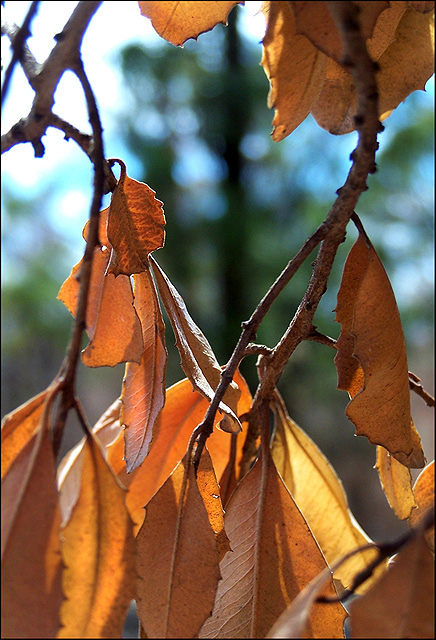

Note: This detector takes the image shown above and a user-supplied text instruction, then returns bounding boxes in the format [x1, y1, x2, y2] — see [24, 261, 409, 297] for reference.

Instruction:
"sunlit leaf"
[409, 460, 435, 551]
[271, 392, 384, 593]
[261, 1, 326, 141]
[376, 445, 416, 520]
[58, 247, 143, 367]
[151, 256, 241, 433]
[1, 387, 63, 638]
[122, 269, 167, 473]
[138, 0, 241, 46]
[334, 228, 425, 468]
[58, 433, 136, 639]
[350, 529, 435, 638]
[197, 447, 231, 563]
[136, 456, 221, 638]
[199, 447, 346, 638]
[107, 160, 165, 276]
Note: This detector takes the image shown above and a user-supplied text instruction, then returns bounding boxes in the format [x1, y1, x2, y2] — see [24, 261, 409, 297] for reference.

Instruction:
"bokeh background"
[2, 1, 434, 549]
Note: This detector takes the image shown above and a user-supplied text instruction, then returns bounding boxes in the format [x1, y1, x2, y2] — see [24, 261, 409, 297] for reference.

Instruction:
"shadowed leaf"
[138, 0, 241, 46]
[199, 448, 346, 638]
[136, 456, 221, 638]
[409, 461, 434, 551]
[334, 228, 425, 468]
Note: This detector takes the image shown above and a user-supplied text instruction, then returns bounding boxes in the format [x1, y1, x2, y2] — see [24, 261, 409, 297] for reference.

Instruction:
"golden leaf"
[334, 228, 425, 468]
[136, 456, 221, 638]
[409, 460, 435, 551]
[58, 434, 136, 639]
[376, 445, 416, 520]
[271, 392, 384, 593]
[138, 0, 241, 46]
[107, 160, 165, 276]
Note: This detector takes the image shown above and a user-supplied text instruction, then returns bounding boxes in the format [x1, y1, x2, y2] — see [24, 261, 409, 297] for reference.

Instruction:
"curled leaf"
[107, 159, 165, 276]
[376, 445, 416, 520]
[334, 228, 425, 468]
[409, 461, 435, 551]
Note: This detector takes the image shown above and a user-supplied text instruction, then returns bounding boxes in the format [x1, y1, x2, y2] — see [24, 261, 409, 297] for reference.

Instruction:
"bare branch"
[409, 372, 435, 407]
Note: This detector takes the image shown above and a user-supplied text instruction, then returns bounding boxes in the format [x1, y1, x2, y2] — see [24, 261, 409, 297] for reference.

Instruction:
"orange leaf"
[409, 461, 435, 551]
[376, 445, 416, 520]
[58, 433, 136, 639]
[350, 530, 435, 638]
[136, 456, 221, 638]
[58, 247, 144, 367]
[138, 0, 241, 46]
[151, 256, 241, 433]
[1, 387, 63, 638]
[122, 269, 167, 472]
[261, 1, 326, 141]
[1, 388, 50, 481]
[197, 447, 231, 563]
[107, 160, 165, 276]
[289, 1, 388, 65]
[334, 228, 425, 468]
[199, 448, 346, 638]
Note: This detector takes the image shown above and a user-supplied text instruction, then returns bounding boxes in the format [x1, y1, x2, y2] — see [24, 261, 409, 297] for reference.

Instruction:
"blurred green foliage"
[1, 6, 433, 540]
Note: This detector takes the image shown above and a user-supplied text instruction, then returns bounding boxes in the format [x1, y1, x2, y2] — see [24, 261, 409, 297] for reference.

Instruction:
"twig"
[1, 1, 40, 103]
[51, 56, 106, 457]
[409, 372, 435, 407]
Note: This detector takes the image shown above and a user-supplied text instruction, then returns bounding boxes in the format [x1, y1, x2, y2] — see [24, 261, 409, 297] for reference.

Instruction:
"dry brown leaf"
[376, 445, 416, 519]
[150, 256, 241, 433]
[1, 387, 63, 638]
[408, 1, 435, 12]
[409, 460, 435, 551]
[261, 1, 326, 141]
[350, 530, 435, 638]
[1, 388, 50, 481]
[199, 448, 346, 638]
[122, 269, 167, 473]
[334, 229, 425, 468]
[136, 456, 221, 638]
[107, 160, 165, 276]
[138, 0, 241, 46]
[58, 433, 136, 639]
[58, 246, 144, 367]
[289, 1, 388, 65]
[271, 392, 384, 593]
[197, 447, 231, 563]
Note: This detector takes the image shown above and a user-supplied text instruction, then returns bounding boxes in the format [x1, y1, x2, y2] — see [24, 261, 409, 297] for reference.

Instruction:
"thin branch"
[1, 1, 40, 103]
[51, 56, 106, 457]
[409, 372, 435, 407]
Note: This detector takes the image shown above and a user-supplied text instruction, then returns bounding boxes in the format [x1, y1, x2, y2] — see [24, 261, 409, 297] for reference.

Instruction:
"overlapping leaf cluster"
[1, 2, 434, 639]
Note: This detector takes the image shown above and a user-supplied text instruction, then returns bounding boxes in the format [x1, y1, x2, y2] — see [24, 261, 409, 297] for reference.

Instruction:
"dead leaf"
[199, 448, 346, 638]
[334, 228, 425, 468]
[376, 445, 416, 520]
[271, 392, 385, 593]
[138, 0, 241, 46]
[122, 269, 167, 473]
[197, 447, 231, 563]
[261, 1, 326, 141]
[107, 159, 165, 276]
[58, 247, 144, 367]
[136, 455, 221, 638]
[350, 530, 435, 638]
[289, 1, 388, 65]
[58, 433, 136, 639]
[1, 387, 63, 639]
[150, 256, 241, 433]
[1, 388, 50, 481]
[409, 460, 435, 551]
